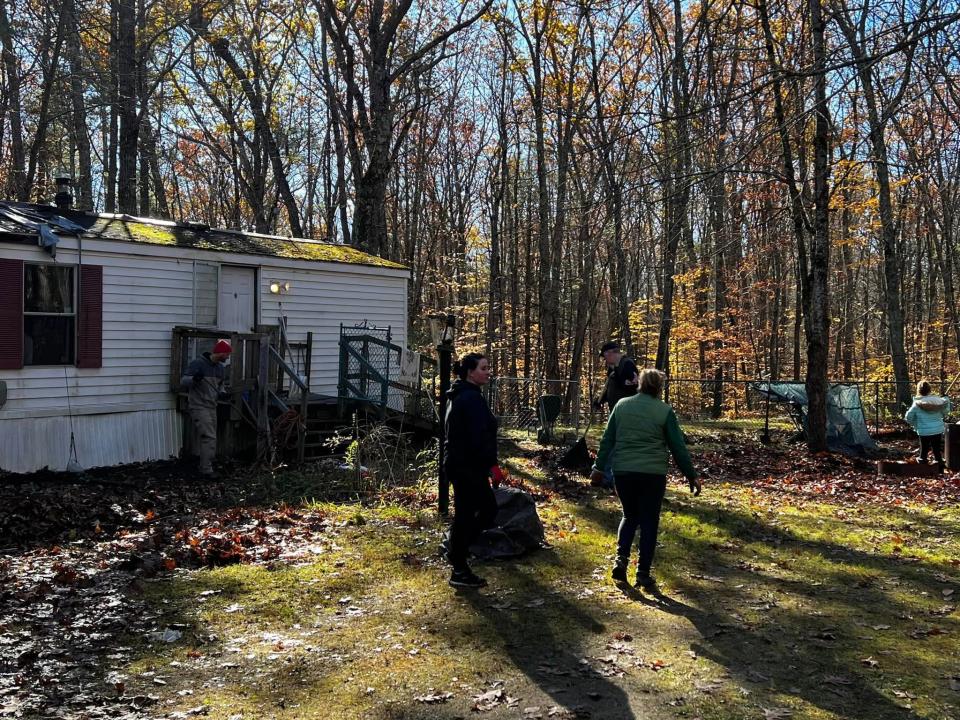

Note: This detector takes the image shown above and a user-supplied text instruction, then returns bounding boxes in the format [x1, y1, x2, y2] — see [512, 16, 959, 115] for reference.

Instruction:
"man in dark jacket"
[444, 353, 503, 588]
[595, 341, 639, 413]
[179, 339, 232, 477]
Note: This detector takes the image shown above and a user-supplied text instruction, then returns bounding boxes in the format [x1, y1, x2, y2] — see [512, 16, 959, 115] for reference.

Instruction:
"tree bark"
[832, 0, 917, 411]
[0, 0, 25, 200]
[117, 0, 138, 213]
[63, 0, 92, 209]
[805, 0, 831, 452]
[655, 0, 692, 376]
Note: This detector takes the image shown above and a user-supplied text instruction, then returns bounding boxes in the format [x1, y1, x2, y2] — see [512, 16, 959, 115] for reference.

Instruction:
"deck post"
[437, 314, 456, 516]
[257, 335, 270, 461]
[298, 332, 312, 463]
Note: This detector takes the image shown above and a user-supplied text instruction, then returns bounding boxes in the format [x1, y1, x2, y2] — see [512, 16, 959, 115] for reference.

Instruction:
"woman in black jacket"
[444, 352, 504, 588]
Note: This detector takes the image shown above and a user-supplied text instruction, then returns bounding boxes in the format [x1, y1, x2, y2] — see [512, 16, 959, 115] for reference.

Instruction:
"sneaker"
[449, 568, 487, 588]
[611, 566, 628, 583]
[636, 574, 657, 592]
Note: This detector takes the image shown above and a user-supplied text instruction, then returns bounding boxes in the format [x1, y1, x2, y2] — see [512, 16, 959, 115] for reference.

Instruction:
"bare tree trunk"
[143, 117, 168, 217]
[24, 4, 66, 200]
[116, 0, 138, 213]
[805, 0, 831, 452]
[655, 0, 691, 376]
[191, 7, 303, 236]
[0, 0, 25, 199]
[63, 0, 92, 209]
[832, 0, 917, 411]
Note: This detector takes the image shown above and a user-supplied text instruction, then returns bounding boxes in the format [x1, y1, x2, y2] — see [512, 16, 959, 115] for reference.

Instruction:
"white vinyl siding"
[193, 261, 218, 327]
[0, 246, 193, 422]
[259, 265, 407, 396]
[0, 233, 409, 472]
[0, 409, 182, 473]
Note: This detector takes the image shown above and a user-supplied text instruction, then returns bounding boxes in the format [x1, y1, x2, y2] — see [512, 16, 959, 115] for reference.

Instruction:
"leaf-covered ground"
[1, 433, 959, 719]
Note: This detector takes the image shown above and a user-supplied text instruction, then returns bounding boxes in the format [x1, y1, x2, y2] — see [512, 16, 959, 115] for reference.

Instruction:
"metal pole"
[761, 382, 771, 444]
[437, 314, 455, 516]
[874, 381, 879, 434]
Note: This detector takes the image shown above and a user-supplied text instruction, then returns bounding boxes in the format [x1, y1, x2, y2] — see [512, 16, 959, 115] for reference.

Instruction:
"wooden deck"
[171, 326, 439, 465]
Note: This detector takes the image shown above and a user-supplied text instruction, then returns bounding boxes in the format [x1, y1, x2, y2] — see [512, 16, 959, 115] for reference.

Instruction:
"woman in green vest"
[590, 368, 701, 590]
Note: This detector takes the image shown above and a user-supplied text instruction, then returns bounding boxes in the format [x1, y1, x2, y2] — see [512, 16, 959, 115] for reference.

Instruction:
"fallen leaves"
[761, 707, 793, 719]
[697, 441, 960, 509]
[472, 687, 519, 712]
[414, 690, 453, 704]
[0, 466, 338, 719]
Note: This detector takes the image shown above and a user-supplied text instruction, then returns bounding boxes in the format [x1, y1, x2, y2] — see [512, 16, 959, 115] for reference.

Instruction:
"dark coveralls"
[444, 379, 499, 570]
[180, 353, 226, 475]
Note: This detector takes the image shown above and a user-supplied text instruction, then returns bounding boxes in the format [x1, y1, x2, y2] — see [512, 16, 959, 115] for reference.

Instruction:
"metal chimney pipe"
[54, 174, 73, 212]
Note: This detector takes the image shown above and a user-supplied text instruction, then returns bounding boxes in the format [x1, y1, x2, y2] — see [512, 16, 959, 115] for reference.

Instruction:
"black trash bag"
[559, 436, 592, 470]
[441, 487, 546, 560]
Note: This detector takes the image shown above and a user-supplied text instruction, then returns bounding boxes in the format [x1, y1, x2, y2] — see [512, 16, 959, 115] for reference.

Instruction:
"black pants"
[920, 434, 944, 466]
[448, 471, 498, 570]
[614, 472, 667, 579]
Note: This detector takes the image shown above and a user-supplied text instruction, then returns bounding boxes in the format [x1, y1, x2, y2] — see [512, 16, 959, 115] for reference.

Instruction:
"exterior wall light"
[270, 281, 291, 294]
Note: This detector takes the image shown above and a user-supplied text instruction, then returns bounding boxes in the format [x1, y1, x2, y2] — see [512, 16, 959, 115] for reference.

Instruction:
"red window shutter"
[76, 264, 103, 369]
[0, 259, 23, 370]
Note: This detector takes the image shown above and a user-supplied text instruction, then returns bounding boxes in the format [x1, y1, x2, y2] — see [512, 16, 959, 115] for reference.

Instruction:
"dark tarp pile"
[752, 382, 877, 455]
[442, 487, 546, 560]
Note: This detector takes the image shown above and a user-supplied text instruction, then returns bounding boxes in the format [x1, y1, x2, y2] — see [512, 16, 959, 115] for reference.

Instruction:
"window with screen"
[23, 263, 75, 366]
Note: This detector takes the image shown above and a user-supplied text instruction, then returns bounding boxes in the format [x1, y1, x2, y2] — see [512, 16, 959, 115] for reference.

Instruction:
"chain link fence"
[487, 377, 590, 437]
[666, 379, 785, 434]
[858, 380, 950, 432]
[669, 378, 954, 435]
[485, 375, 928, 442]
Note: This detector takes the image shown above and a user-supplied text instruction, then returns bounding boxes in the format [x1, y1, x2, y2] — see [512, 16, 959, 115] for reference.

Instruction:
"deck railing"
[337, 326, 438, 426]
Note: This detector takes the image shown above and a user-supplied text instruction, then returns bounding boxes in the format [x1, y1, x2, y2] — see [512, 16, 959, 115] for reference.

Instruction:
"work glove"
[688, 476, 702, 496]
[490, 465, 507, 487]
[590, 469, 606, 487]
[193, 372, 204, 385]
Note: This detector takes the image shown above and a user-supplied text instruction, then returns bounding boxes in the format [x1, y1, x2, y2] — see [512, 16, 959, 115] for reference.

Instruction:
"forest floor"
[2, 429, 960, 719]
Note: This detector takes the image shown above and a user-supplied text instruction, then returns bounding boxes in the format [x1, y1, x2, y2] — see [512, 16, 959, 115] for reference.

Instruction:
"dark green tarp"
[752, 382, 877, 454]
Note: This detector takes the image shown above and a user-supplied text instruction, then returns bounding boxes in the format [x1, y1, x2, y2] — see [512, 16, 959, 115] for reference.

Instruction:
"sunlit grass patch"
[121, 448, 960, 719]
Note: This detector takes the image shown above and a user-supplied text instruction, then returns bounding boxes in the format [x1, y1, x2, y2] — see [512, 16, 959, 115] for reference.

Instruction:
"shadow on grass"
[626, 584, 924, 720]
[574, 493, 956, 718]
[455, 559, 639, 720]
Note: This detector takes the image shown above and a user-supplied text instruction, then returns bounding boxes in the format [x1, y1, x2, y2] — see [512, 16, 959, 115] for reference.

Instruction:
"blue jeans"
[614, 472, 667, 578]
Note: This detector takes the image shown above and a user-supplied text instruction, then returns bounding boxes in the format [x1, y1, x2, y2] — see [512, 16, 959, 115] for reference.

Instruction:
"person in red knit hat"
[179, 339, 232, 477]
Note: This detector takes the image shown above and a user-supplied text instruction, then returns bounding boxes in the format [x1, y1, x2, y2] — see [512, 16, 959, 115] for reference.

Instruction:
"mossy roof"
[0, 202, 406, 270]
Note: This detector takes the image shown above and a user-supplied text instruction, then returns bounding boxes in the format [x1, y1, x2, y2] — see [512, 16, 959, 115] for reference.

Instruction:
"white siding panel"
[259, 264, 408, 395]
[0, 409, 182, 473]
[0, 244, 193, 420]
[0, 236, 408, 470]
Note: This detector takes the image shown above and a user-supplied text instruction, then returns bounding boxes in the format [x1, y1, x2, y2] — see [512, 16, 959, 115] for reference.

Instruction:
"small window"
[23, 263, 75, 366]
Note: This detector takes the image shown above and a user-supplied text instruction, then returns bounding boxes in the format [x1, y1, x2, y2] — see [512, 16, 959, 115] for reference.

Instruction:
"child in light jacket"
[904, 380, 951, 471]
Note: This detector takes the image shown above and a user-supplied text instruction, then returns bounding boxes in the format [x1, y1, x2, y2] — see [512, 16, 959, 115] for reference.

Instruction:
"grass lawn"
[111, 436, 960, 720]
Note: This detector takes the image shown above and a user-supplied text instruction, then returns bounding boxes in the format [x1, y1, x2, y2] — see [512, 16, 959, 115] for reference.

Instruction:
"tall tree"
[317, 0, 491, 257]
